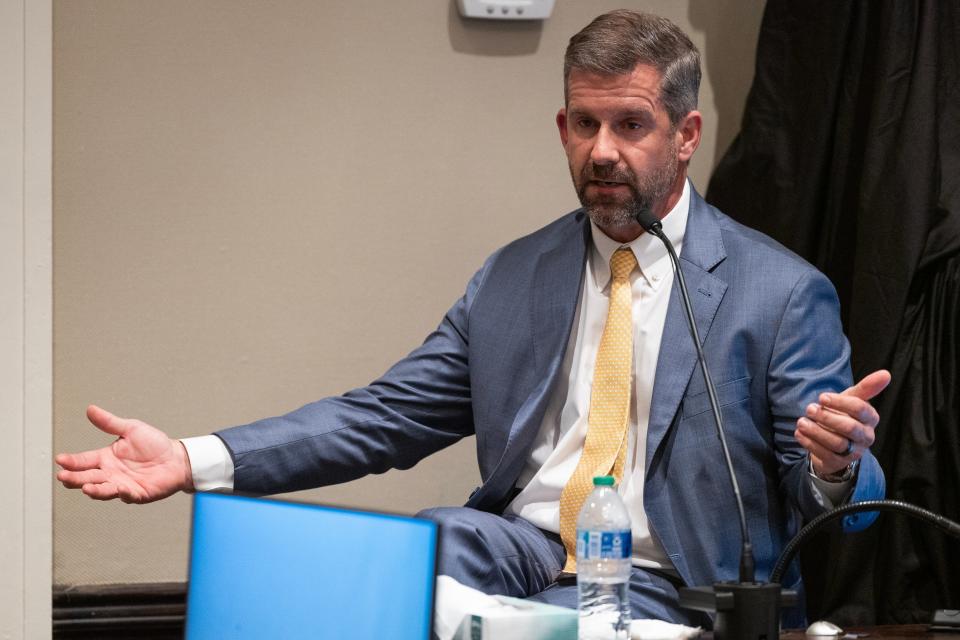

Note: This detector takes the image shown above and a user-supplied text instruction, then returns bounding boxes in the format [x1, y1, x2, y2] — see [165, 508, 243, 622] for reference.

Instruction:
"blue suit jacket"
[217, 189, 884, 591]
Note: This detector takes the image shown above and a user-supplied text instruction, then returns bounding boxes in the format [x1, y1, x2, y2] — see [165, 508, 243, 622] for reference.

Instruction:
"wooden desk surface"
[780, 625, 956, 639]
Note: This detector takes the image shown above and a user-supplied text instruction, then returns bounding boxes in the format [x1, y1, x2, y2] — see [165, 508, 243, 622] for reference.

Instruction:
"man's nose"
[590, 125, 620, 165]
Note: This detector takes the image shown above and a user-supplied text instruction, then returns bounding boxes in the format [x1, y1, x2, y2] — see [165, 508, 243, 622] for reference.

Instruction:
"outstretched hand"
[55, 405, 193, 503]
[795, 369, 891, 478]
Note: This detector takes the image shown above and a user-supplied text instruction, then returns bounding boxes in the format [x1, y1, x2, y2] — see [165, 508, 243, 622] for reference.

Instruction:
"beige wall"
[53, 0, 765, 585]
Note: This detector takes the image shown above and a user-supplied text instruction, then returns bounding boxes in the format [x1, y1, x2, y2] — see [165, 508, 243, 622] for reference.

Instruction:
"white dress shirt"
[504, 182, 690, 572]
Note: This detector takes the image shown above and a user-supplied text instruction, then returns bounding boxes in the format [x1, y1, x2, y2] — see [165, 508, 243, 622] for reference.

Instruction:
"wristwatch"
[817, 459, 859, 483]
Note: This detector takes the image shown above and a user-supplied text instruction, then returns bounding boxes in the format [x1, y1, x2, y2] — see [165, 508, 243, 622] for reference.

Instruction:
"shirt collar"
[589, 179, 690, 291]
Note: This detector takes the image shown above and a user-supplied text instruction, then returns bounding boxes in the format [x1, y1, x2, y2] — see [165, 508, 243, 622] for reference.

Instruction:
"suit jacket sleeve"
[766, 268, 885, 532]
[214, 251, 501, 495]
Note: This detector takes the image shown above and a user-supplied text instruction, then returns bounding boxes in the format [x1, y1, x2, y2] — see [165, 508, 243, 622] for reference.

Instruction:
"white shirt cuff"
[181, 435, 235, 493]
[807, 459, 855, 508]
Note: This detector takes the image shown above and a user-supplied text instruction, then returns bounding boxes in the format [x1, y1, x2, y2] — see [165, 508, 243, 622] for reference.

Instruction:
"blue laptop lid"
[185, 492, 438, 640]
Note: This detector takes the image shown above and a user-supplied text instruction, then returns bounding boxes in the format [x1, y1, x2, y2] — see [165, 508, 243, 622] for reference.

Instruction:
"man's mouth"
[589, 180, 627, 188]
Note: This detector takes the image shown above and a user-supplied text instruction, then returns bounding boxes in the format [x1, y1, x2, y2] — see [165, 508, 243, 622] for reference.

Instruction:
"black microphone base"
[680, 582, 797, 640]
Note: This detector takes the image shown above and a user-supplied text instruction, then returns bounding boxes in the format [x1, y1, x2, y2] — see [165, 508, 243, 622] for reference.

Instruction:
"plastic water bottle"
[576, 475, 632, 640]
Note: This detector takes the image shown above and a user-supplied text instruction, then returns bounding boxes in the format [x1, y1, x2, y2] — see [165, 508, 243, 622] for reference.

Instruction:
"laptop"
[185, 492, 438, 640]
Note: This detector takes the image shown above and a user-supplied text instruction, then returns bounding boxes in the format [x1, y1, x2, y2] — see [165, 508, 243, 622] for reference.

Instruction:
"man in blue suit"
[57, 10, 888, 624]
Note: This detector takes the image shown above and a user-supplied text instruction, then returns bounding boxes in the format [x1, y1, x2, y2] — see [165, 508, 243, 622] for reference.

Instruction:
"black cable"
[770, 499, 960, 584]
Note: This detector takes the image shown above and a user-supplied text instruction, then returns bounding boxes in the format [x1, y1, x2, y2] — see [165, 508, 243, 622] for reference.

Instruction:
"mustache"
[580, 163, 636, 184]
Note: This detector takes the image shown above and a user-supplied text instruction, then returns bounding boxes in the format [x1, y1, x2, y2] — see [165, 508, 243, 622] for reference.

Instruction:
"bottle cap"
[593, 475, 615, 486]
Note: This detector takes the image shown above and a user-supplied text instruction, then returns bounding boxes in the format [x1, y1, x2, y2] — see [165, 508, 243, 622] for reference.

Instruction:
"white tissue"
[433, 575, 700, 640]
[433, 575, 578, 640]
[434, 575, 503, 640]
[630, 619, 702, 639]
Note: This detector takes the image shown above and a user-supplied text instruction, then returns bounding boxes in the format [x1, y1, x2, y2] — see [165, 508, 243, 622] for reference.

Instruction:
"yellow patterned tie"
[559, 247, 637, 573]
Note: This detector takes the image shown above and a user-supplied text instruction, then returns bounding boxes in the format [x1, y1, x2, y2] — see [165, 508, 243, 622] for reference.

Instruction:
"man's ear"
[675, 110, 702, 162]
[556, 108, 569, 146]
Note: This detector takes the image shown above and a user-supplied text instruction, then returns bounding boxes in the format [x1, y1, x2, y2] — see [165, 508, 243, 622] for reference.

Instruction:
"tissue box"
[453, 596, 577, 640]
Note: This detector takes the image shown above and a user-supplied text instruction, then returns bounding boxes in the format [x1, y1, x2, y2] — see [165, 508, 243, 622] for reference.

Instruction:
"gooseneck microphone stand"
[633, 208, 795, 640]
[769, 499, 960, 585]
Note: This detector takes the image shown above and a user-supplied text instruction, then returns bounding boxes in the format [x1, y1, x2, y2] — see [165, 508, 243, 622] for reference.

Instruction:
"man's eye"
[576, 119, 596, 129]
[624, 121, 643, 130]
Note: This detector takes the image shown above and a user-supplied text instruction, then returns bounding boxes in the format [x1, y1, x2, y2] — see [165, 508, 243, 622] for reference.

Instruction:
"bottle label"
[576, 529, 632, 560]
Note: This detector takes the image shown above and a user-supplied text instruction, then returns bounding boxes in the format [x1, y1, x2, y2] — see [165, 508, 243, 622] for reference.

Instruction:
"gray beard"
[575, 153, 678, 230]
[583, 198, 646, 230]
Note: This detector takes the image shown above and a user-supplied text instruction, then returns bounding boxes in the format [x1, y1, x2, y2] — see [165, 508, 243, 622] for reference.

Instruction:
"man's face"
[557, 64, 700, 241]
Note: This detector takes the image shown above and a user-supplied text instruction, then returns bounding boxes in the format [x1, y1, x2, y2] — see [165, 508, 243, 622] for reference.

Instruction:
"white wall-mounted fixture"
[457, 0, 555, 20]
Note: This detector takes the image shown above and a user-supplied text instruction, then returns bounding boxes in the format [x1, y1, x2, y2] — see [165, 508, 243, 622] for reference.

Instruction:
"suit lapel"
[646, 192, 728, 469]
[529, 218, 591, 376]
[476, 214, 590, 505]
[505, 213, 589, 454]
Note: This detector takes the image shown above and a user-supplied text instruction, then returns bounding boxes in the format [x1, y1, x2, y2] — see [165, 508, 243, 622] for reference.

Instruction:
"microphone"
[632, 207, 662, 235]
[635, 207, 790, 640]
[635, 207, 755, 580]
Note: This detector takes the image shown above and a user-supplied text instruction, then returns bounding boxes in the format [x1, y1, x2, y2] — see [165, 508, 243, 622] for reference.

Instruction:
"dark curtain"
[705, 0, 960, 625]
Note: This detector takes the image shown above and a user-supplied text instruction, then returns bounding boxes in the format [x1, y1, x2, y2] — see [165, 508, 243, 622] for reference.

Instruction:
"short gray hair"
[564, 10, 701, 126]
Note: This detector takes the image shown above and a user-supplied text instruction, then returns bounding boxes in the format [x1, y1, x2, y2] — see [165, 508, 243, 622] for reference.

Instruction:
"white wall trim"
[1, 0, 53, 637]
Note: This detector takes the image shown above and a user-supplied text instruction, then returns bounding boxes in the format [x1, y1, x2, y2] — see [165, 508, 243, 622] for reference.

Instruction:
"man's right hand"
[55, 405, 194, 503]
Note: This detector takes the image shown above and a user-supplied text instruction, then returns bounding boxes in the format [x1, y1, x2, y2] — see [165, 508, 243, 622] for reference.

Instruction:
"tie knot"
[610, 248, 637, 281]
